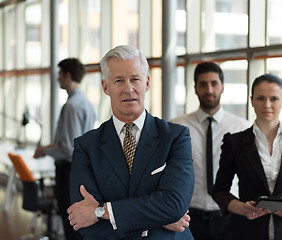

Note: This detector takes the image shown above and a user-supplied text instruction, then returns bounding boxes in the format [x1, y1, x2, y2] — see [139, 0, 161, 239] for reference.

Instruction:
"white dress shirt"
[171, 106, 249, 211]
[113, 110, 146, 147]
[107, 110, 146, 230]
[253, 121, 282, 240]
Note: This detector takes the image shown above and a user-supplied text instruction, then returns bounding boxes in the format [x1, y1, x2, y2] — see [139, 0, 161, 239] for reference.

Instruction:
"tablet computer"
[255, 196, 282, 213]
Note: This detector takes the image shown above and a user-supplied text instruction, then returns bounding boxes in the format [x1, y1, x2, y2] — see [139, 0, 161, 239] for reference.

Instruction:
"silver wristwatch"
[94, 202, 105, 221]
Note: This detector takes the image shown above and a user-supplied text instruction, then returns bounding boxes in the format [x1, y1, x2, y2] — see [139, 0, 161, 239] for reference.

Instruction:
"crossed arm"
[67, 185, 191, 232]
[68, 124, 194, 236]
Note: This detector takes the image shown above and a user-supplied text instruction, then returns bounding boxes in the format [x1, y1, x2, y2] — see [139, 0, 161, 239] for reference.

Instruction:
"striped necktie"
[123, 123, 137, 174]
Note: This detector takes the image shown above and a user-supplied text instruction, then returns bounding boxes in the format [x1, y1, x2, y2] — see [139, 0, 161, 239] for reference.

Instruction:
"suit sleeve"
[111, 126, 195, 232]
[212, 132, 238, 215]
[70, 124, 194, 237]
[70, 135, 117, 237]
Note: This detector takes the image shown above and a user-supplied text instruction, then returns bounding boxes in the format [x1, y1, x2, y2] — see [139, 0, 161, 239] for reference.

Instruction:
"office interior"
[0, 0, 282, 238]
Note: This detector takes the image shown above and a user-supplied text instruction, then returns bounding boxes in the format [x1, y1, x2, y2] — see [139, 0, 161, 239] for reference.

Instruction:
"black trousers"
[55, 161, 83, 240]
[189, 208, 230, 240]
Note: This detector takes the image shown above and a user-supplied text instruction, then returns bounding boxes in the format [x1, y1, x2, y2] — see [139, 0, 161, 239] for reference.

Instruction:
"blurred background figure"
[34, 58, 95, 240]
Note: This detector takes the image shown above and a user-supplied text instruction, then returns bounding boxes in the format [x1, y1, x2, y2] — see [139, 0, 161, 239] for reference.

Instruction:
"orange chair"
[8, 153, 35, 182]
[8, 152, 55, 239]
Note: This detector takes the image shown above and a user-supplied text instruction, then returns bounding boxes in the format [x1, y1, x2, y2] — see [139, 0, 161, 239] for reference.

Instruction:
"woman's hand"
[227, 199, 271, 220]
[274, 210, 282, 217]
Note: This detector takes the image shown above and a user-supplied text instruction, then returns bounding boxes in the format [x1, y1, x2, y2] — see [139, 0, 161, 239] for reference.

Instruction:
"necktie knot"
[125, 122, 134, 132]
[207, 117, 213, 124]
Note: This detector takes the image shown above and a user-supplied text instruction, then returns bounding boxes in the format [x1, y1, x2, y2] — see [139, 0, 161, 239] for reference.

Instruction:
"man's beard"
[199, 95, 221, 110]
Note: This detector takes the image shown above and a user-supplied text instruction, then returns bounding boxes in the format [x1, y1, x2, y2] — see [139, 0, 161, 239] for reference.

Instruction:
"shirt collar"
[253, 120, 282, 137]
[195, 106, 224, 123]
[113, 110, 146, 135]
[68, 87, 80, 98]
[253, 121, 260, 134]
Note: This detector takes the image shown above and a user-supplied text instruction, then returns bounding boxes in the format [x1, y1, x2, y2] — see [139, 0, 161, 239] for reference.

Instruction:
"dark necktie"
[206, 117, 213, 195]
[123, 123, 137, 174]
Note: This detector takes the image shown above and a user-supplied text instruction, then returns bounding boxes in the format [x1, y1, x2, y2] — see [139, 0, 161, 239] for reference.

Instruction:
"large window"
[267, 0, 282, 45]
[220, 60, 248, 118]
[80, 0, 101, 63]
[267, 57, 282, 78]
[202, 0, 248, 52]
[176, 0, 187, 55]
[1, 0, 282, 145]
[112, 0, 139, 48]
[25, 75, 42, 143]
[59, 0, 69, 60]
[26, 3, 41, 67]
[4, 5, 16, 71]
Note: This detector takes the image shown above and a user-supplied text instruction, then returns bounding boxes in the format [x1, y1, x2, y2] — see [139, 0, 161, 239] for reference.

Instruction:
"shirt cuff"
[107, 202, 117, 230]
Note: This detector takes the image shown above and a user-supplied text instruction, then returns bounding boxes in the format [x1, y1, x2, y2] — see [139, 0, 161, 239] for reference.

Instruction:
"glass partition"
[4, 5, 16, 70]
[1, 0, 282, 145]
[267, 57, 282, 78]
[176, 0, 187, 55]
[25, 3, 41, 68]
[202, 0, 248, 52]
[112, 0, 139, 47]
[175, 66, 186, 116]
[267, 0, 282, 45]
[81, 72, 103, 126]
[152, 0, 162, 58]
[150, 67, 162, 118]
[59, 0, 69, 59]
[220, 60, 248, 118]
[25, 75, 42, 143]
[80, 0, 101, 63]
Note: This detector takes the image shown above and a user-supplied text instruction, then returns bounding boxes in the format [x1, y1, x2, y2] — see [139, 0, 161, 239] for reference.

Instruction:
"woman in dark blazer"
[212, 73, 282, 240]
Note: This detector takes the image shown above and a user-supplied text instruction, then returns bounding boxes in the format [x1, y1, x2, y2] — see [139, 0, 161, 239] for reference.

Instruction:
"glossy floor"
[0, 183, 63, 240]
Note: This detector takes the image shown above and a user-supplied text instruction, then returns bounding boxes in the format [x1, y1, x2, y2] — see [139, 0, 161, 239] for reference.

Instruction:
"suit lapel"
[100, 118, 130, 188]
[242, 128, 270, 193]
[273, 156, 282, 196]
[129, 113, 159, 197]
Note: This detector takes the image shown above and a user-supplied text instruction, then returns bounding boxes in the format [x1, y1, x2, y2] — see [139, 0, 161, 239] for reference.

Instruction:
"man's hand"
[163, 210, 190, 232]
[33, 144, 53, 158]
[33, 146, 46, 158]
[67, 185, 99, 231]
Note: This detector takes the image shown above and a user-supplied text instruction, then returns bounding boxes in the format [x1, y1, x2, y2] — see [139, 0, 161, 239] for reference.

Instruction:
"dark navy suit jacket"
[70, 112, 195, 240]
[212, 127, 282, 240]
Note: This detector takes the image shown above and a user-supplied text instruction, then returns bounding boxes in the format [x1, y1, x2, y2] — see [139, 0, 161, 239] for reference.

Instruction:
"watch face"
[95, 207, 105, 217]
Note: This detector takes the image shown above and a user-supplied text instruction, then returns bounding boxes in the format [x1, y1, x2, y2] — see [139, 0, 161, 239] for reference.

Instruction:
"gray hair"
[100, 45, 149, 80]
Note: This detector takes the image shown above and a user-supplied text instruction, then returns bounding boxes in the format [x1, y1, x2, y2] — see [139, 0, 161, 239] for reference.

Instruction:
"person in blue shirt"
[34, 58, 95, 240]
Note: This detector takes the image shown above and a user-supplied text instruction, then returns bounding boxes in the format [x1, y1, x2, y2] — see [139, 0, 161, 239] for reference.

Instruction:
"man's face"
[194, 72, 224, 111]
[58, 70, 69, 90]
[101, 57, 150, 122]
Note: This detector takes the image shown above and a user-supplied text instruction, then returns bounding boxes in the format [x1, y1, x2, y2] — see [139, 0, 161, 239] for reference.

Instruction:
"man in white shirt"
[171, 62, 249, 240]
